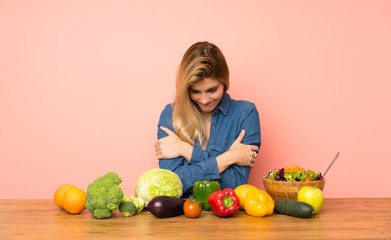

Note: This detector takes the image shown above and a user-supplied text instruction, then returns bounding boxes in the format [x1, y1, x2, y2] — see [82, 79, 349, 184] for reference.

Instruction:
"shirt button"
[208, 140, 211, 143]
[211, 126, 215, 129]
[225, 148, 228, 151]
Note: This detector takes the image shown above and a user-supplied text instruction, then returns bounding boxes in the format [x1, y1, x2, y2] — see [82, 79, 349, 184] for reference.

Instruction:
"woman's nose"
[199, 94, 210, 104]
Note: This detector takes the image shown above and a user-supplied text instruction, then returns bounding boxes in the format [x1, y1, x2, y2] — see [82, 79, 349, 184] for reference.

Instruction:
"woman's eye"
[190, 89, 200, 94]
[207, 88, 217, 93]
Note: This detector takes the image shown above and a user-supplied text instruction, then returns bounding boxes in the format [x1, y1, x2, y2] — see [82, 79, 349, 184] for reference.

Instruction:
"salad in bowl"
[266, 164, 324, 182]
[263, 164, 325, 201]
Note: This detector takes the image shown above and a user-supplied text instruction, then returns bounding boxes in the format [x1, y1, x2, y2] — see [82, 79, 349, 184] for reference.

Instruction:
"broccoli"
[85, 172, 124, 219]
[119, 199, 136, 217]
[119, 195, 145, 217]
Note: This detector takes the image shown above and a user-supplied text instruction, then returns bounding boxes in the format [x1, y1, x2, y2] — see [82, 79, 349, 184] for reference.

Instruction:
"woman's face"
[189, 78, 225, 114]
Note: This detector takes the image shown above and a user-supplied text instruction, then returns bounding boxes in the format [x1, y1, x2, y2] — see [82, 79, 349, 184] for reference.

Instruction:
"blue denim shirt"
[157, 92, 261, 196]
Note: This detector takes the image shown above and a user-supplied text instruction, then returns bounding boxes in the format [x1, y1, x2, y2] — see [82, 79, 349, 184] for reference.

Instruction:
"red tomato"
[304, 177, 313, 182]
[183, 199, 202, 218]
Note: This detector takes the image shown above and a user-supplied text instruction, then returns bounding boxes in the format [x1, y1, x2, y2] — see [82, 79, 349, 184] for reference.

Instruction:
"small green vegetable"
[85, 172, 124, 219]
[119, 200, 136, 217]
[274, 200, 314, 218]
[193, 181, 221, 210]
[119, 195, 145, 216]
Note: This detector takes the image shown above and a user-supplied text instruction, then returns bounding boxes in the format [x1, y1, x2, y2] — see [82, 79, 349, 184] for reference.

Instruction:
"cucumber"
[274, 200, 314, 218]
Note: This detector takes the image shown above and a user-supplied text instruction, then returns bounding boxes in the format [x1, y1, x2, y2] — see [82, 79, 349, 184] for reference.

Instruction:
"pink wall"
[1, 1, 390, 199]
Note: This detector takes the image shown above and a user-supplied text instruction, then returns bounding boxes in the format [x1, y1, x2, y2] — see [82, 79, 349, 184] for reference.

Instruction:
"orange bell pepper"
[244, 188, 274, 217]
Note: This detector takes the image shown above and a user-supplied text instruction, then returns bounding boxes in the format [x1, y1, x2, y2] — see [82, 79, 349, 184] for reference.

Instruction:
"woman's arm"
[216, 129, 259, 173]
[157, 128, 258, 193]
[156, 102, 261, 193]
[217, 102, 261, 189]
[157, 127, 221, 193]
[156, 126, 258, 172]
[155, 126, 193, 161]
[156, 104, 221, 193]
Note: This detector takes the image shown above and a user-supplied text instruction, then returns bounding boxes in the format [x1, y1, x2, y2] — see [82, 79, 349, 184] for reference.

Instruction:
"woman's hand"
[155, 126, 193, 161]
[229, 130, 259, 168]
[216, 130, 259, 173]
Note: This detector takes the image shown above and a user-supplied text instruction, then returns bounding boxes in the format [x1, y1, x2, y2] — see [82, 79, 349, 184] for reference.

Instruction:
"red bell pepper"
[207, 188, 240, 217]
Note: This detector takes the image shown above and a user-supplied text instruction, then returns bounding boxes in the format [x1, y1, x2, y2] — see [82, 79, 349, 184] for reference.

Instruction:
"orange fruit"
[234, 184, 258, 210]
[54, 184, 76, 209]
[63, 187, 86, 214]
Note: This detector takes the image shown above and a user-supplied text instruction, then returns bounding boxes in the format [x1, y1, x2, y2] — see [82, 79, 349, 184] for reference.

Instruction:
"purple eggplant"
[148, 196, 185, 218]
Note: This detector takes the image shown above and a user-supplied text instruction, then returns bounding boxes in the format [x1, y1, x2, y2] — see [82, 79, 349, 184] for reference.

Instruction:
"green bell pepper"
[193, 181, 221, 210]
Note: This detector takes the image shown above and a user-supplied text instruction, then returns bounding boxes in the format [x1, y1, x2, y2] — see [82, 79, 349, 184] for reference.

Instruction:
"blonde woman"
[155, 41, 261, 196]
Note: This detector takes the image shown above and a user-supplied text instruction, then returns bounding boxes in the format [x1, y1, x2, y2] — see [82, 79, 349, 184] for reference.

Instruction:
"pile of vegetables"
[85, 172, 144, 219]
[64, 166, 324, 220]
[84, 169, 183, 219]
[266, 164, 323, 182]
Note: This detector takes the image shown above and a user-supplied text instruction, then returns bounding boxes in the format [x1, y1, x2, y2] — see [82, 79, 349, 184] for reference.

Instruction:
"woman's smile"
[189, 78, 225, 113]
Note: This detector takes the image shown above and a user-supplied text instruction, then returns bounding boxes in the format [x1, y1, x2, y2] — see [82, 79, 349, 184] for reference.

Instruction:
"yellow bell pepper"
[244, 188, 274, 217]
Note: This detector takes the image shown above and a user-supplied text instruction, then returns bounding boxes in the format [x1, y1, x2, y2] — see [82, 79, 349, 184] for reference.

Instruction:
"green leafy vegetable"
[267, 168, 323, 182]
[119, 199, 136, 217]
[119, 195, 144, 216]
[135, 169, 183, 206]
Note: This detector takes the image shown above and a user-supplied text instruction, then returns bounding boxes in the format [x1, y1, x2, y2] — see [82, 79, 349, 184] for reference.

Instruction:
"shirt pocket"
[210, 141, 234, 156]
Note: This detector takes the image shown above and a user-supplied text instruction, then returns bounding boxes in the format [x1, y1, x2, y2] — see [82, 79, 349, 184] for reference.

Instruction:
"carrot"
[284, 165, 307, 173]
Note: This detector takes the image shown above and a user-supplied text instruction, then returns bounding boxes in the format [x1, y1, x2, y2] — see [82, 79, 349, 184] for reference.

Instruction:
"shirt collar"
[216, 92, 231, 115]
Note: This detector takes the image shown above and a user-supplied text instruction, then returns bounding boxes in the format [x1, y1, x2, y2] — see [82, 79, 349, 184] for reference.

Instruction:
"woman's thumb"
[233, 130, 245, 144]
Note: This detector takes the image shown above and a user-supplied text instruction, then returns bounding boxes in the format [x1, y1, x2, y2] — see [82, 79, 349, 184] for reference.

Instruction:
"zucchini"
[274, 200, 314, 218]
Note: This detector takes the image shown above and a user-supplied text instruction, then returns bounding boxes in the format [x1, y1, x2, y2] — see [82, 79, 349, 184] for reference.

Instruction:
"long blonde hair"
[172, 41, 229, 145]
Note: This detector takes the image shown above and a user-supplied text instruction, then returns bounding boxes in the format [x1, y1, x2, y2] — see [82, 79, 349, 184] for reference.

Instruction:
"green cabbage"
[135, 169, 183, 206]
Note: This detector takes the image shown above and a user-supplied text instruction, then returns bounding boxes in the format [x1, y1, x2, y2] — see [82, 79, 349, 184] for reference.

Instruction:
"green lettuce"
[135, 169, 183, 207]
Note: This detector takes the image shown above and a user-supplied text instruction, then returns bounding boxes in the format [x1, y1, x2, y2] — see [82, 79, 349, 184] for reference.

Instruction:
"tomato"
[304, 177, 313, 182]
[183, 199, 202, 218]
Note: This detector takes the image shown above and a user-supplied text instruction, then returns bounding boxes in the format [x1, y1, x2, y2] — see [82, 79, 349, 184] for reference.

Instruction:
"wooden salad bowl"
[263, 177, 326, 201]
